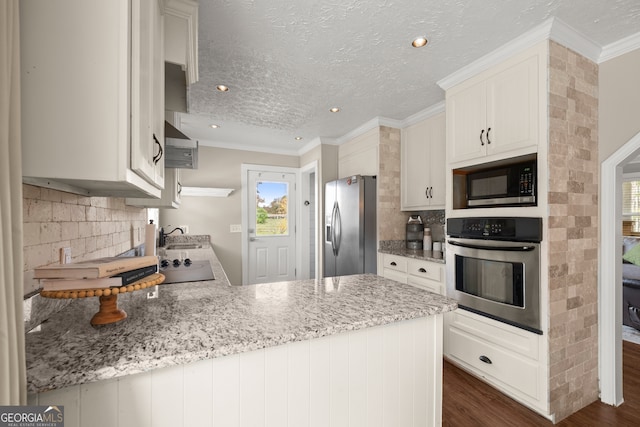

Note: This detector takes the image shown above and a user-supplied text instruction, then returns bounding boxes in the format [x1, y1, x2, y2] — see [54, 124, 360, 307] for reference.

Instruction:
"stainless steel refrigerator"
[324, 175, 377, 277]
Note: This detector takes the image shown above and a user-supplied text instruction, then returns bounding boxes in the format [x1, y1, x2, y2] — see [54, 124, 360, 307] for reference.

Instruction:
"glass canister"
[406, 215, 424, 249]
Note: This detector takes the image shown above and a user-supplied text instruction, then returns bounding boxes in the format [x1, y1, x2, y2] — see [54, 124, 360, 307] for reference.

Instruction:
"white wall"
[599, 48, 640, 162]
[161, 146, 298, 285]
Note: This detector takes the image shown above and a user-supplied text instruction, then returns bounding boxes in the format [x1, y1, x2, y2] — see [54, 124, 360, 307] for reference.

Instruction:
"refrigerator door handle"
[330, 201, 338, 256]
[334, 203, 342, 255]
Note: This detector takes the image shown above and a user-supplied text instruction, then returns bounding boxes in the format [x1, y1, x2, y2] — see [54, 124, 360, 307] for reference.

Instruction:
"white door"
[247, 170, 297, 284]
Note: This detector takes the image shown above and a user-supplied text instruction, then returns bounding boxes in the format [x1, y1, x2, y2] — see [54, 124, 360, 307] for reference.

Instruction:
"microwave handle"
[447, 240, 536, 252]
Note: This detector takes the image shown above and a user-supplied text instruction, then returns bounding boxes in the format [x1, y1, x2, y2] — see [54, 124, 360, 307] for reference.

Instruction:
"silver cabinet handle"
[249, 237, 259, 242]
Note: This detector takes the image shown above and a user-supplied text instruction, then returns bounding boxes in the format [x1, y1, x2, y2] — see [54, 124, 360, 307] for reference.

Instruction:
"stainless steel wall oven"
[447, 217, 543, 334]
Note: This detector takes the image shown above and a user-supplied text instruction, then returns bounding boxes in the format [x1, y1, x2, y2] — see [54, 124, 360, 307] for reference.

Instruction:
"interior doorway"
[600, 130, 640, 405]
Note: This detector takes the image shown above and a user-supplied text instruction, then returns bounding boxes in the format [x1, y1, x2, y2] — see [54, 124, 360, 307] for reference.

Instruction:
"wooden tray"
[40, 273, 165, 325]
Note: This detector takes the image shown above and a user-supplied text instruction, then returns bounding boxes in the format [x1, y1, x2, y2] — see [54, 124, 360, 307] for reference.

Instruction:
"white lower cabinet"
[444, 308, 549, 416]
[379, 253, 445, 295]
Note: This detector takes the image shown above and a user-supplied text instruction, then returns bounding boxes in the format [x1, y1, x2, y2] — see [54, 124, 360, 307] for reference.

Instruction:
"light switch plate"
[230, 224, 242, 233]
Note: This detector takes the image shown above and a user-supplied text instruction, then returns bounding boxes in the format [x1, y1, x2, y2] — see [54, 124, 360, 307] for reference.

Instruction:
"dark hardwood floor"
[443, 340, 640, 426]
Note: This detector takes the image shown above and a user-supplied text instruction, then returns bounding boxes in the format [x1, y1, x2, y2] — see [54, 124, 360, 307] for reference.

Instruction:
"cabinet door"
[401, 120, 430, 210]
[126, 167, 181, 208]
[152, 0, 166, 187]
[427, 113, 446, 208]
[131, 0, 165, 189]
[486, 54, 539, 157]
[446, 81, 487, 164]
[401, 112, 446, 210]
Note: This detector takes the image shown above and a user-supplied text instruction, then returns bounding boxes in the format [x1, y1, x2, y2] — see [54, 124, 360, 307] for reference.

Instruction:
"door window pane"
[256, 181, 289, 236]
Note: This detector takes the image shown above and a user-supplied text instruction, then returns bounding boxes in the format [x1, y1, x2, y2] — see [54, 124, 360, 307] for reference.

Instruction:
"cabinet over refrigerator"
[324, 175, 377, 277]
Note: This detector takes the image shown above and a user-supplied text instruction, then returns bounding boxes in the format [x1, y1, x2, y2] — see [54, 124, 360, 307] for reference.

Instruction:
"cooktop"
[159, 258, 214, 284]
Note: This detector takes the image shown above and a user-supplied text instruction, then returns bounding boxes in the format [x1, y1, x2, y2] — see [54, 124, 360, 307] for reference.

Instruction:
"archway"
[600, 130, 640, 405]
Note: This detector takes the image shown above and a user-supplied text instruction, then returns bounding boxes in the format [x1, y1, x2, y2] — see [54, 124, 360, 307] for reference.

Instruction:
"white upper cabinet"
[401, 112, 446, 210]
[126, 167, 181, 208]
[20, 0, 165, 198]
[164, 0, 199, 84]
[446, 43, 545, 166]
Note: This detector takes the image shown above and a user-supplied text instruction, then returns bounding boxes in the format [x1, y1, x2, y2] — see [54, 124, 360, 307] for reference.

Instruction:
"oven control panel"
[447, 217, 542, 242]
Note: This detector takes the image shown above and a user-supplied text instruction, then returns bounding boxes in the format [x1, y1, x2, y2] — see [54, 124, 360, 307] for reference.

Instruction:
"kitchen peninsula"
[25, 240, 457, 427]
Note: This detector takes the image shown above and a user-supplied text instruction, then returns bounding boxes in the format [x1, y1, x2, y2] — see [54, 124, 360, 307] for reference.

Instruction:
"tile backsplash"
[22, 184, 148, 296]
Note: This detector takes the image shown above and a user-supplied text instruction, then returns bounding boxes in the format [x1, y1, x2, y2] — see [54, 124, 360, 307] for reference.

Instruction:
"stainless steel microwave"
[465, 159, 536, 208]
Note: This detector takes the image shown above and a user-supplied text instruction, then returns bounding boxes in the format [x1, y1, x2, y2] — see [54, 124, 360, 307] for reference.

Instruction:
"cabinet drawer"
[447, 309, 539, 360]
[447, 326, 540, 400]
[407, 258, 442, 282]
[407, 276, 443, 295]
[381, 254, 407, 273]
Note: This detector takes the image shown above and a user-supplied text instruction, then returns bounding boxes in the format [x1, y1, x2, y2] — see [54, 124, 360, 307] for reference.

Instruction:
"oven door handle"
[447, 240, 536, 252]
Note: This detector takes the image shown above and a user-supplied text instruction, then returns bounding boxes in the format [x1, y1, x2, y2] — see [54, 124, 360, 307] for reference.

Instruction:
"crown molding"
[401, 101, 445, 127]
[437, 16, 602, 91]
[297, 137, 325, 156]
[333, 117, 391, 145]
[197, 139, 301, 156]
[599, 31, 640, 63]
[548, 17, 601, 62]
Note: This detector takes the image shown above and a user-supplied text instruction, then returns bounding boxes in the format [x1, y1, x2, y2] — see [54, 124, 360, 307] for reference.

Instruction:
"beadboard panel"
[30, 315, 444, 427]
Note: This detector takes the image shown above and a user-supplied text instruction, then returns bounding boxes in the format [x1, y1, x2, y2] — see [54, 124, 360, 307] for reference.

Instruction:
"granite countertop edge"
[26, 237, 457, 394]
[378, 246, 446, 264]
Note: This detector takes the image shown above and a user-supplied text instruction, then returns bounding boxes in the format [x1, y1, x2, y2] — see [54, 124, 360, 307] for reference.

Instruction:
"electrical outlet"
[177, 225, 189, 234]
[230, 224, 242, 233]
[146, 285, 159, 299]
[60, 247, 72, 264]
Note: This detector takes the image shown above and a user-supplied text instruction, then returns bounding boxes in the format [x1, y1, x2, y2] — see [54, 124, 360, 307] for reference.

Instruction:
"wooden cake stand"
[40, 273, 165, 326]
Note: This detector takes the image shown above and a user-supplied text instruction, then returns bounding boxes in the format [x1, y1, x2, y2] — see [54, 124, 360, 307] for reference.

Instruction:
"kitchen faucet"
[158, 226, 184, 247]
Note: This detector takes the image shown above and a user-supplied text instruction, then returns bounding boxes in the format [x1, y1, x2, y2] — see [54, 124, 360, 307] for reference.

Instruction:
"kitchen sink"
[164, 242, 206, 250]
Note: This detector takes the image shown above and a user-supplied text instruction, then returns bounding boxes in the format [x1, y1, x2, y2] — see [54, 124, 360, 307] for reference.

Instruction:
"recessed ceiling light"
[412, 36, 428, 48]
[295, 136, 303, 141]
[210, 124, 220, 129]
[216, 85, 229, 92]
[329, 107, 340, 113]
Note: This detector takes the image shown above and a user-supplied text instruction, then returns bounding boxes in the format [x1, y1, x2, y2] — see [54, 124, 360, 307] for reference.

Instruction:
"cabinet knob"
[486, 127, 492, 145]
[479, 129, 485, 146]
[479, 355, 492, 364]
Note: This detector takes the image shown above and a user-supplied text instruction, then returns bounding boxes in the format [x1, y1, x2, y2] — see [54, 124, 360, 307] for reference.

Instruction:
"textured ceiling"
[180, 0, 640, 154]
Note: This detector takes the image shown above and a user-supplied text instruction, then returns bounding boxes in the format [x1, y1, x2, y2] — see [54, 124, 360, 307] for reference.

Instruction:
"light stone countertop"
[25, 242, 457, 394]
[378, 246, 446, 264]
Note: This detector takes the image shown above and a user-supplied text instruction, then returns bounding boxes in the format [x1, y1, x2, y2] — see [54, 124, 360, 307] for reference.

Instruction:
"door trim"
[300, 161, 319, 280]
[241, 164, 301, 285]
[600, 130, 640, 406]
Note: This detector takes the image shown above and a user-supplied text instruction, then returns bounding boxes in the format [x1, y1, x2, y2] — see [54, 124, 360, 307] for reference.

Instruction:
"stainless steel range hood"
[165, 121, 198, 169]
